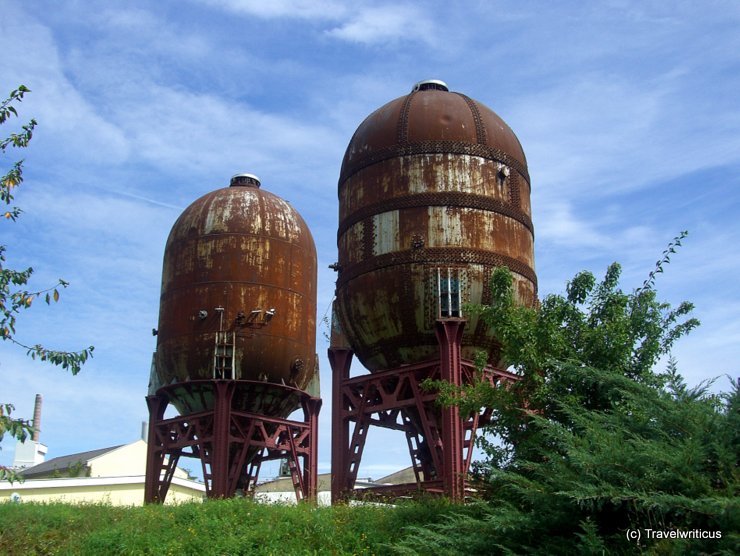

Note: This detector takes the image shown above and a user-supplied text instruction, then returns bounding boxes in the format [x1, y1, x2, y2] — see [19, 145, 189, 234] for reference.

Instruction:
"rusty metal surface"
[155, 179, 318, 414]
[335, 85, 537, 371]
[340, 90, 529, 185]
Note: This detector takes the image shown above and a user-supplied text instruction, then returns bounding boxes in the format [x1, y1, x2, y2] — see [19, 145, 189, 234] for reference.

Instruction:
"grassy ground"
[0, 498, 454, 555]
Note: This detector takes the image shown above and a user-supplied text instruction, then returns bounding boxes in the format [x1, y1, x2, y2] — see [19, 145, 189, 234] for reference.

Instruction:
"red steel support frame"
[330, 318, 518, 503]
[330, 347, 354, 503]
[145, 379, 321, 504]
[436, 318, 466, 501]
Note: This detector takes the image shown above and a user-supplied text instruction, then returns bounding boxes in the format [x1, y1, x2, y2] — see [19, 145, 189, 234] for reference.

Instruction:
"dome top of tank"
[411, 79, 450, 92]
[340, 79, 528, 184]
[230, 173, 261, 188]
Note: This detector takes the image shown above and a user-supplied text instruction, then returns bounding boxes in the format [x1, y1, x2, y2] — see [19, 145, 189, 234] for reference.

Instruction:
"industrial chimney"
[32, 394, 42, 442]
[12, 394, 48, 469]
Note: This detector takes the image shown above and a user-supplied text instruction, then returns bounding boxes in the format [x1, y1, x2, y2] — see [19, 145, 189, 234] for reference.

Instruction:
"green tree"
[1, 86, 94, 481]
[399, 243, 738, 554]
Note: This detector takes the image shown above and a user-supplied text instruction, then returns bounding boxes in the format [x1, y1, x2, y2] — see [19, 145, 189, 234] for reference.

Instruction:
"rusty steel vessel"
[152, 173, 318, 416]
[334, 79, 537, 371]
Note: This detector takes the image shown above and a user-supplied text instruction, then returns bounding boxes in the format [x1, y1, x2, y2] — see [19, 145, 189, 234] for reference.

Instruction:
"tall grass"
[0, 498, 454, 555]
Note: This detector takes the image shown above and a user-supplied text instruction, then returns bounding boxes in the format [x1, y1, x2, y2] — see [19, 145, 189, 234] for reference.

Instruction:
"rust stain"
[156, 179, 317, 414]
[335, 85, 536, 371]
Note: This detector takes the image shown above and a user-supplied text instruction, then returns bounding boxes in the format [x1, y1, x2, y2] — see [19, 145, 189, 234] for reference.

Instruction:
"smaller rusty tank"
[152, 174, 318, 416]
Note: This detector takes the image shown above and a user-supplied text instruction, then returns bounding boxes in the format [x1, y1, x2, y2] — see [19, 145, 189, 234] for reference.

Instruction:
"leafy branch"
[0, 403, 33, 481]
[1, 85, 94, 481]
[0, 246, 93, 374]
[1, 85, 36, 221]
[640, 230, 689, 292]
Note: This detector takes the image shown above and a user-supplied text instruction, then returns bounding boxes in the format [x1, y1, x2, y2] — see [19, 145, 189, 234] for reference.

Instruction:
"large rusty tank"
[153, 174, 318, 415]
[334, 80, 537, 371]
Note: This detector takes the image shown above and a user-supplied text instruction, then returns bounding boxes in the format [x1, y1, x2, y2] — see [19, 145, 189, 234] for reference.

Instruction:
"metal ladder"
[214, 331, 236, 379]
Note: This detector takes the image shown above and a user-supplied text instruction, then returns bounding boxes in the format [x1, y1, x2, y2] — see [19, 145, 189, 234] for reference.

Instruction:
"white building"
[1, 440, 205, 505]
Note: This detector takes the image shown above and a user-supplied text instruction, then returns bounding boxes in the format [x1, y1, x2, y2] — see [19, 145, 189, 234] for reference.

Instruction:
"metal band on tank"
[362, 217, 374, 261]
[339, 141, 531, 186]
[337, 192, 534, 239]
[398, 90, 487, 146]
[454, 93, 487, 145]
[397, 91, 416, 145]
[337, 247, 537, 289]
[510, 172, 521, 208]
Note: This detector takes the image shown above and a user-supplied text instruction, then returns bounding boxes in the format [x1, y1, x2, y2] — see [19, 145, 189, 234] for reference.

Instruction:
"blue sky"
[2, 0, 739, 480]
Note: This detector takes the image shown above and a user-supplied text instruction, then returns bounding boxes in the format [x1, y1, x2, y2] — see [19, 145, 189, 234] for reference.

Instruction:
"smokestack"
[32, 394, 42, 442]
[12, 394, 48, 469]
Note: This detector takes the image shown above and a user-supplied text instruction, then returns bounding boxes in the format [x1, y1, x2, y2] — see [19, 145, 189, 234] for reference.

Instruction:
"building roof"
[254, 466, 417, 493]
[375, 466, 416, 485]
[255, 472, 333, 493]
[19, 445, 123, 478]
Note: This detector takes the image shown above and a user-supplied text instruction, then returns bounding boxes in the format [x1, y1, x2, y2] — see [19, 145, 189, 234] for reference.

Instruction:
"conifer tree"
[403, 243, 739, 554]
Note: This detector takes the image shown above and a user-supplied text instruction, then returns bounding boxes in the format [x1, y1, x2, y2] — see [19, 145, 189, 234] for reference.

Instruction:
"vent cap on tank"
[412, 79, 449, 92]
[230, 173, 261, 188]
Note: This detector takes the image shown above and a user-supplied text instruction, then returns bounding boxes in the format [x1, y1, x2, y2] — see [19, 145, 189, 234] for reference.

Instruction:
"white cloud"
[199, 0, 436, 46]
[198, 0, 347, 20]
[325, 4, 435, 45]
[105, 83, 344, 186]
[535, 201, 607, 248]
[91, 7, 213, 61]
[0, 6, 130, 166]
